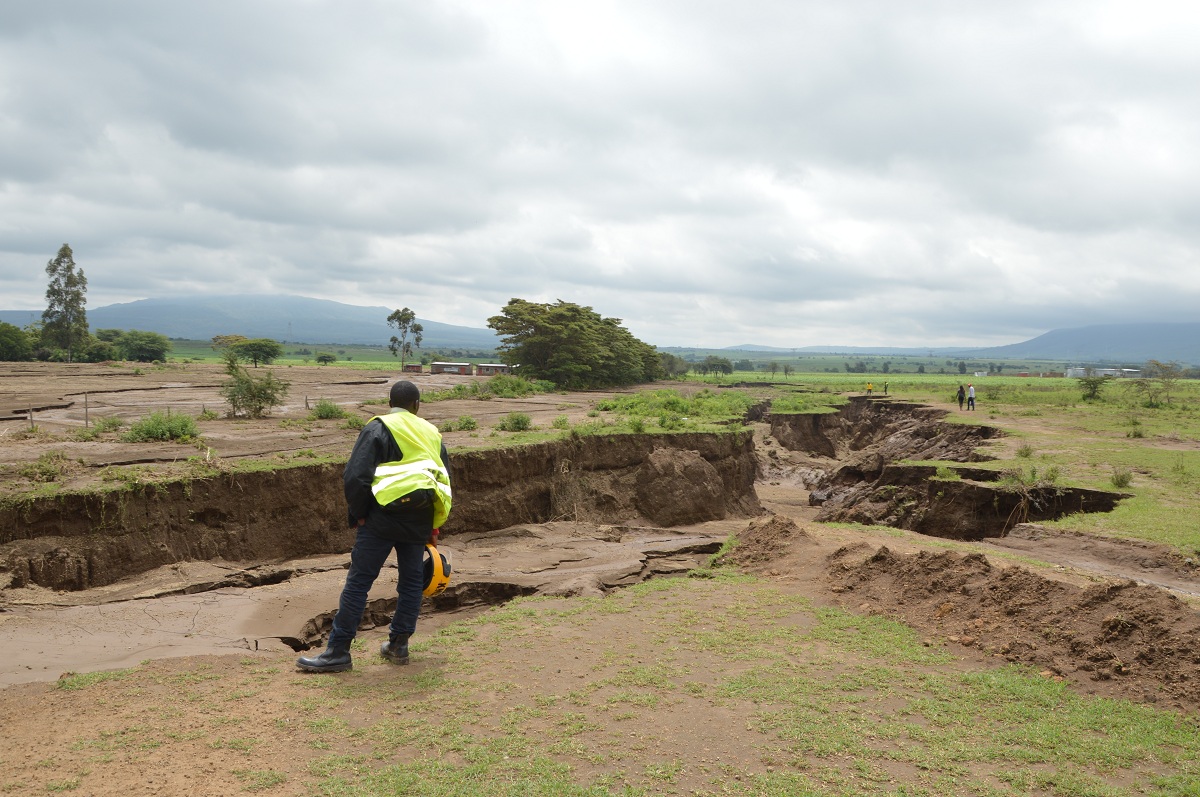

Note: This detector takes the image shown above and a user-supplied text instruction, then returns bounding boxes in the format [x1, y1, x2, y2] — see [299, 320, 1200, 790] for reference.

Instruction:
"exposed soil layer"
[826, 543, 1200, 711]
[1, 432, 759, 591]
[814, 463, 1126, 539]
[771, 397, 1128, 538]
[2, 365, 1199, 725]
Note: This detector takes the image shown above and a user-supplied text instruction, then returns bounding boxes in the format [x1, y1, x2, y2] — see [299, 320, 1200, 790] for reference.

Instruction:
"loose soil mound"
[722, 512, 811, 569]
[829, 545, 1200, 712]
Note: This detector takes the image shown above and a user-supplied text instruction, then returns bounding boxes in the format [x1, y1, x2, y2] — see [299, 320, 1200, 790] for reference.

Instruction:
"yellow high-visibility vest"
[369, 410, 452, 528]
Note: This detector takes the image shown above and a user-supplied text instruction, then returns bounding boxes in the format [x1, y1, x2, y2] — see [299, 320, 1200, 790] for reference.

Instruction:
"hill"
[723, 323, 1200, 365]
[1, 296, 499, 350]
[953, 323, 1200, 364]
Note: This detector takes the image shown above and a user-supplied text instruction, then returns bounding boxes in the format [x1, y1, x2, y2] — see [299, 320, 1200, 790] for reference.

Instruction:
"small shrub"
[19, 451, 71, 482]
[440, 416, 479, 433]
[933, 465, 960, 481]
[197, 407, 220, 421]
[309, 399, 347, 420]
[628, 417, 645, 433]
[343, 416, 366, 431]
[94, 416, 126, 432]
[122, 412, 200, 443]
[1111, 467, 1133, 489]
[486, 374, 552, 399]
[1016, 444, 1035, 458]
[220, 366, 289, 418]
[552, 415, 570, 430]
[658, 413, 686, 430]
[495, 412, 532, 432]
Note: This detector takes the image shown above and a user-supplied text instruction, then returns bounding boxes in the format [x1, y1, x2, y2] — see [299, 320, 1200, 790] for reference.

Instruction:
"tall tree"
[488, 298, 659, 389]
[229, 338, 283, 367]
[42, 243, 88, 362]
[387, 307, 424, 368]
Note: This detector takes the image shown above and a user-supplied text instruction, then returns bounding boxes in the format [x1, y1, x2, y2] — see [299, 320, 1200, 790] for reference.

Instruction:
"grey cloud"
[2, 1, 1199, 348]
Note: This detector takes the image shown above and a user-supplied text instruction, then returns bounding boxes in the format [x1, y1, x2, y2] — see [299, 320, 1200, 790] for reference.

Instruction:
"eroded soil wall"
[770, 397, 1000, 463]
[0, 431, 760, 591]
[769, 398, 1125, 539]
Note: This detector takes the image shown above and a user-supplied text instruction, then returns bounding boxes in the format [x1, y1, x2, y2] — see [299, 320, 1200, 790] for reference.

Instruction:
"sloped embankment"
[0, 431, 759, 592]
[829, 545, 1200, 710]
[771, 397, 1125, 539]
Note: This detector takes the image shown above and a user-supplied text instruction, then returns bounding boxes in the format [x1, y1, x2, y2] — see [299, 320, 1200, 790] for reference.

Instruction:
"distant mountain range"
[2, 296, 1196, 364]
[1, 295, 500, 351]
[726, 323, 1200, 364]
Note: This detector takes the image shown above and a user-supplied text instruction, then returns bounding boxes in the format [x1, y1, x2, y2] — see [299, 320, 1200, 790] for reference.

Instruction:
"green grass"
[55, 668, 137, 691]
[303, 577, 1200, 796]
[14, 566, 1200, 796]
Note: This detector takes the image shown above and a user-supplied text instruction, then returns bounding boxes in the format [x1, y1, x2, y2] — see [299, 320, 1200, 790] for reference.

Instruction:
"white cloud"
[2, 0, 1198, 348]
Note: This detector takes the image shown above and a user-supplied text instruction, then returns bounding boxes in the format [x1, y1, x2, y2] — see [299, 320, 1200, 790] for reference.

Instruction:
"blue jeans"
[328, 528, 426, 648]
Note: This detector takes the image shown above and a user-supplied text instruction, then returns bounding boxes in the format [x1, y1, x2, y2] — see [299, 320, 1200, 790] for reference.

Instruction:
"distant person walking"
[956, 384, 966, 410]
[967, 383, 976, 411]
[883, 382, 889, 396]
[866, 382, 873, 395]
[297, 380, 452, 674]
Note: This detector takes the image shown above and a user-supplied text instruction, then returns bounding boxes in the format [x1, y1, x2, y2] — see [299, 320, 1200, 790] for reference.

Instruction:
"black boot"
[380, 635, 410, 665]
[296, 642, 352, 673]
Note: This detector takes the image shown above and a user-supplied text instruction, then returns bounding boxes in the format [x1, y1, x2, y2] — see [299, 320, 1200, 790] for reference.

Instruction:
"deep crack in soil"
[2, 369, 1199, 720]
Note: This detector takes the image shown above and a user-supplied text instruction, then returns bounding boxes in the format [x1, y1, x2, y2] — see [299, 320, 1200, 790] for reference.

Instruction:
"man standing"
[967, 383, 976, 411]
[297, 380, 451, 673]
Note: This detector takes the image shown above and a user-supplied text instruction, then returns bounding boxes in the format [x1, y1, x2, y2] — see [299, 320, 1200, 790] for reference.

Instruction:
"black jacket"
[343, 416, 451, 543]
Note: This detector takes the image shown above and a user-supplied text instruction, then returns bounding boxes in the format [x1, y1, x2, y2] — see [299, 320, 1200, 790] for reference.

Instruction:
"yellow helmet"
[423, 544, 452, 597]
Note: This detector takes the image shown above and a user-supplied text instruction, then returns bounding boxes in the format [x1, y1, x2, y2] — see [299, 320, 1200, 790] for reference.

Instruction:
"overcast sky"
[2, 1, 1198, 348]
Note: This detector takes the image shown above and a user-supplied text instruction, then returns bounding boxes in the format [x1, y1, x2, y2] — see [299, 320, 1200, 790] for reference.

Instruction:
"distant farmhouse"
[430, 361, 474, 375]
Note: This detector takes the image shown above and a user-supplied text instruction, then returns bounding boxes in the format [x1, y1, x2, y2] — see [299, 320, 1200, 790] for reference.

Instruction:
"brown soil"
[2, 365, 1199, 795]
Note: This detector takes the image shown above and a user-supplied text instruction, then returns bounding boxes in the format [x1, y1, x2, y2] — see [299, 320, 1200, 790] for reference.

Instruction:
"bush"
[309, 399, 347, 420]
[552, 415, 570, 430]
[220, 366, 289, 418]
[343, 416, 366, 431]
[439, 415, 479, 432]
[1111, 467, 1133, 489]
[495, 412, 532, 432]
[485, 374, 553, 398]
[122, 412, 200, 443]
[658, 413, 687, 430]
[1016, 444, 1035, 458]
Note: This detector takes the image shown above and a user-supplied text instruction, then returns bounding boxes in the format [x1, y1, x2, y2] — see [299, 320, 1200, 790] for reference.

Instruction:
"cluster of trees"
[692, 356, 734, 375]
[488, 299, 661, 389]
[0, 244, 172, 363]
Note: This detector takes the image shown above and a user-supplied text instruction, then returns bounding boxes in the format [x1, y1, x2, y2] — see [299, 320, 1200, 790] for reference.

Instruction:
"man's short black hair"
[389, 380, 421, 409]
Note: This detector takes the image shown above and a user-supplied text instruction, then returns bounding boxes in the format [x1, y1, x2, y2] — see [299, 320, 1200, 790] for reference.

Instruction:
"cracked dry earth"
[1, 367, 1199, 796]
